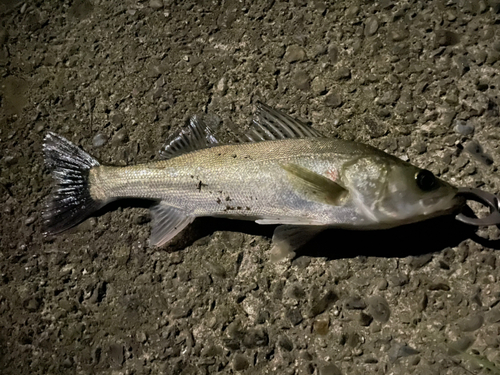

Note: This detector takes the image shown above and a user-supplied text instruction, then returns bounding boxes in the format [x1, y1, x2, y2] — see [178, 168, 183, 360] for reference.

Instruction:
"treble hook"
[455, 187, 500, 226]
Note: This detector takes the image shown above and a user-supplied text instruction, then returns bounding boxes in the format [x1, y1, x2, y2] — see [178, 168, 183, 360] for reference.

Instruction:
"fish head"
[343, 156, 465, 226]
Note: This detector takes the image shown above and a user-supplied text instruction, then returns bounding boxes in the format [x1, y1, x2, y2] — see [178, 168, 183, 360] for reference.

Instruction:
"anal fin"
[150, 203, 194, 247]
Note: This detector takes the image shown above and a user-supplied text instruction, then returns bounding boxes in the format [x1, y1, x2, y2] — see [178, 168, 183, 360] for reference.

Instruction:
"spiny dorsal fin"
[245, 102, 326, 142]
[160, 114, 220, 159]
[282, 163, 348, 206]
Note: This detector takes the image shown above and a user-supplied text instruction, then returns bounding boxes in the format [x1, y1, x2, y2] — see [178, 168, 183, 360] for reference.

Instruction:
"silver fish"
[43, 103, 464, 254]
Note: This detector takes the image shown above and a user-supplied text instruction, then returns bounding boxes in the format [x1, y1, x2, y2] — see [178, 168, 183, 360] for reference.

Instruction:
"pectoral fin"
[282, 164, 348, 206]
[150, 203, 194, 247]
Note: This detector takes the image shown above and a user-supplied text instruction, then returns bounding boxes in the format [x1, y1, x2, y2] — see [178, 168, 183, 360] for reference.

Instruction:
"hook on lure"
[455, 187, 500, 226]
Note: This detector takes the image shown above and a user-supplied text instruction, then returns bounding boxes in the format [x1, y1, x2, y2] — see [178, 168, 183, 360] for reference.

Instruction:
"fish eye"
[415, 170, 437, 191]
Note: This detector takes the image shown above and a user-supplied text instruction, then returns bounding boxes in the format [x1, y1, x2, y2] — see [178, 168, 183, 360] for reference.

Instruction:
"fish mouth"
[421, 192, 466, 215]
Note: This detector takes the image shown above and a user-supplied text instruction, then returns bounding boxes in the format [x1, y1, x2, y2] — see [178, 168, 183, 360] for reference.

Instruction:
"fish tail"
[42, 132, 103, 235]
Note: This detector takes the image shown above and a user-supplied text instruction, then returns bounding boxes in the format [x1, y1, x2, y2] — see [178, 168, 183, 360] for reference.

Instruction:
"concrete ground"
[1, 0, 500, 374]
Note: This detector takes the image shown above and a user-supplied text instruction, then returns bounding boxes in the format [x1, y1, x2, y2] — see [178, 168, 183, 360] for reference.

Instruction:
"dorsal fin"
[160, 114, 220, 159]
[245, 102, 326, 142]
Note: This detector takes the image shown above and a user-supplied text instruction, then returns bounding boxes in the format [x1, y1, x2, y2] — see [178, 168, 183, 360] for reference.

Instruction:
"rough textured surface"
[1, 0, 500, 374]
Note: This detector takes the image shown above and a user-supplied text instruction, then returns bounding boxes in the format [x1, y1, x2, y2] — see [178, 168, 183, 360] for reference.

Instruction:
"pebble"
[286, 308, 304, 326]
[318, 363, 342, 375]
[284, 45, 307, 63]
[448, 336, 474, 354]
[171, 303, 191, 318]
[149, 0, 163, 9]
[364, 117, 387, 138]
[311, 77, 327, 96]
[335, 67, 351, 80]
[107, 344, 124, 367]
[457, 314, 484, 332]
[388, 343, 419, 362]
[278, 336, 294, 351]
[312, 318, 329, 335]
[435, 30, 460, 46]
[324, 92, 343, 108]
[344, 296, 366, 310]
[292, 71, 311, 91]
[111, 128, 129, 145]
[242, 328, 268, 348]
[454, 120, 474, 135]
[92, 133, 108, 148]
[364, 17, 379, 36]
[309, 290, 338, 317]
[359, 312, 373, 326]
[486, 308, 500, 323]
[464, 141, 494, 165]
[412, 141, 427, 154]
[368, 296, 391, 323]
[232, 354, 249, 371]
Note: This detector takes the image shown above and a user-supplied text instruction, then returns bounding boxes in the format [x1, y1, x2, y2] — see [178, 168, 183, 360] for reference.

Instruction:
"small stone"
[286, 308, 303, 326]
[458, 314, 484, 332]
[292, 256, 311, 269]
[364, 16, 379, 36]
[328, 45, 339, 64]
[448, 336, 474, 355]
[429, 283, 450, 291]
[201, 345, 222, 357]
[344, 296, 366, 310]
[359, 312, 373, 326]
[4, 155, 17, 167]
[92, 133, 108, 148]
[368, 296, 391, 323]
[435, 30, 460, 46]
[242, 329, 268, 348]
[318, 363, 342, 375]
[324, 92, 343, 108]
[216, 77, 228, 95]
[464, 141, 494, 166]
[345, 5, 359, 17]
[24, 298, 40, 312]
[412, 141, 427, 155]
[312, 318, 329, 336]
[278, 336, 294, 351]
[309, 290, 338, 317]
[149, 0, 163, 10]
[112, 129, 128, 145]
[232, 354, 249, 371]
[364, 117, 387, 138]
[107, 344, 124, 367]
[486, 308, 500, 323]
[454, 120, 474, 135]
[292, 71, 311, 91]
[336, 67, 351, 80]
[284, 45, 307, 63]
[171, 303, 191, 318]
[390, 29, 409, 42]
[388, 343, 419, 362]
[311, 77, 327, 96]
[136, 331, 147, 343]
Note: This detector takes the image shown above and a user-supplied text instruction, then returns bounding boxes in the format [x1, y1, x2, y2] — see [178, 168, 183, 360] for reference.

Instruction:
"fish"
[43, 103, 465, 256]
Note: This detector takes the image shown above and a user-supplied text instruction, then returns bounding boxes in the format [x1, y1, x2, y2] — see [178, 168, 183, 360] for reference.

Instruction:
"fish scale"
[43, 103, 464, 252]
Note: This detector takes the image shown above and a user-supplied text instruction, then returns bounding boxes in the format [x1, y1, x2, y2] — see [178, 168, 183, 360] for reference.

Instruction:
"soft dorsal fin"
[245, 102, 326, 142]
[282, 163, 348, 206]
[160, 114, 220, 159]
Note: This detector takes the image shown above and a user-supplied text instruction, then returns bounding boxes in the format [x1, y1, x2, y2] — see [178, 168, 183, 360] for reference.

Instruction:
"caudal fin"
[43, 132, 103, 235]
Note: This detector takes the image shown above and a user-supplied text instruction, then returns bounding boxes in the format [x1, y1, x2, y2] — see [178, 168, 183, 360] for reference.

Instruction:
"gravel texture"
[1, 0, 500, 374]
